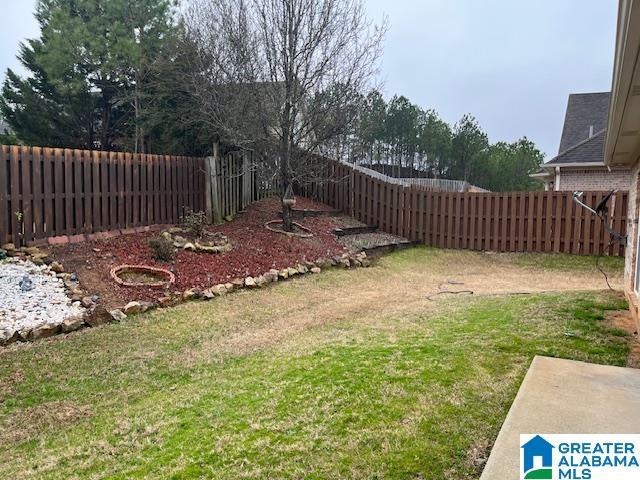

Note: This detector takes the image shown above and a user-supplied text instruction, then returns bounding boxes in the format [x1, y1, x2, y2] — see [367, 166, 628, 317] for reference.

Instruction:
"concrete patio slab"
[480, 356, 640, 479]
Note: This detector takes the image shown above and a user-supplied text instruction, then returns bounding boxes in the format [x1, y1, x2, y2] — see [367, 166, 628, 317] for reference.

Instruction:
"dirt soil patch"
[607, 310, 640, 368]
[51, 197, 347, 308]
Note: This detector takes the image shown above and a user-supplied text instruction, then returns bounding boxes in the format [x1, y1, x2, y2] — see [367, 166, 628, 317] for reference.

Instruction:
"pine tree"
[1, 0, 178, 151]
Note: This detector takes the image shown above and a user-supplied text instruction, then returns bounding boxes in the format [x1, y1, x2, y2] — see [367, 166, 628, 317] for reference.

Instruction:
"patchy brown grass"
[0, 401, 93, 444]
[606, 310, 640, 368]
[0, 247, 629, 479]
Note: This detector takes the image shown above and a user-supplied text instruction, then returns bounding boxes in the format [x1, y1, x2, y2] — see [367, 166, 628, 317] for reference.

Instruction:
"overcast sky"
[0, 0, 618, 160]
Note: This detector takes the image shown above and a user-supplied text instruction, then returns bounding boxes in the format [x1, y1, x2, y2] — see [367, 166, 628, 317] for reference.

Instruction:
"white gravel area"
[0, 259, 84, 341]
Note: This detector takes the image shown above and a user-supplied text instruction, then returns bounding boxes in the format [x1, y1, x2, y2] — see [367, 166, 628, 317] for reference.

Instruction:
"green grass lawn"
[508, 251, 624, 272]
[0, 249, 631, 479]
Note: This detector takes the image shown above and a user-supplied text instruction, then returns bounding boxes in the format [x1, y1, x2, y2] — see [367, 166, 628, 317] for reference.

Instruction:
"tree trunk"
[282, 200, 293, 232]
[280, 150, 293, 232]
[100, 89, 112, 150]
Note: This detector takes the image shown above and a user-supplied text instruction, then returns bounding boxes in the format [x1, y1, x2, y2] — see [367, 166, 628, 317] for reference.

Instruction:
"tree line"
[1, 0, 543, 200]
[318, 89, 545, 191]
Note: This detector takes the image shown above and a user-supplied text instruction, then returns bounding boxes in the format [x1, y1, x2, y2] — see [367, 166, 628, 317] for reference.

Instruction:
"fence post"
[350, 167, 355, 217]
[205, 142, 222, 224]
[242, 150, 251, 209]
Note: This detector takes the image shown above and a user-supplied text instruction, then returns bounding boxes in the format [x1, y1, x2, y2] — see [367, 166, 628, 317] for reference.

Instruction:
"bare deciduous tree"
[184, 0, 386, 229]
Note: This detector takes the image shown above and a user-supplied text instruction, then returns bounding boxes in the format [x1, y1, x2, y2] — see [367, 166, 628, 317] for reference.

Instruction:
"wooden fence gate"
[204, 147, 279, 224]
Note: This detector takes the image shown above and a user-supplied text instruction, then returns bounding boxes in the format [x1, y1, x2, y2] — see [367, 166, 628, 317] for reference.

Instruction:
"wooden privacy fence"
[0, 145, 206, 246]
[204, 148, 279, 224]
[1, 145, 628, 256]
[310, 160, 628, 256]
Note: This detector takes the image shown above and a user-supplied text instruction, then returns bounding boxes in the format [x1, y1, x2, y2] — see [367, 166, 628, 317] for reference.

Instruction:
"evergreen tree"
[1, 38, 96, 148]
[417, 109, 452, 178]
[450, 114, 489, 182]
[1, 0, 178, 151]
[357, 90, 387, 163]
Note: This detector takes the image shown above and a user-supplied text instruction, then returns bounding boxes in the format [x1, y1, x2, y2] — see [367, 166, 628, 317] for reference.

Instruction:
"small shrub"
[148, 236, 175, 261]
[184, 210, 208, 238]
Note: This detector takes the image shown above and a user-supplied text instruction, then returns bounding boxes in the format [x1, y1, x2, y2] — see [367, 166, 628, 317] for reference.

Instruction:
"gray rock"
[85, 305, 115, 327]
[50, 261, 64, 273]
[124, 301, 145, 315]
[109, 309, 127, 322]
[61, 315, 85, 333]
[211, 284, 228, 296]
[244, 276, 257, 288]
[316, 258, 333, 269]
[1, 243, 16, 252]
[0, 329, 21, 345]
[158, 296, 179, 308]
[182, 289, 200, 300]
[29, 324, 61, 340]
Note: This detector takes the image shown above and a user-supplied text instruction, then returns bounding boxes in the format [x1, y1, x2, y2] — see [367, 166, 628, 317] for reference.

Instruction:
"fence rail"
[400, 177, 489, 193]
[343, 161, 487, 192]
[1, 146, 629, 257]
[310, 160, 628, 256]
[0, 145, 206, 246]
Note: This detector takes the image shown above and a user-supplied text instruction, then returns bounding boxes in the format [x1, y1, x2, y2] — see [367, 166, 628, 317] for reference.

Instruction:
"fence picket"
[0, 146, 629, 256]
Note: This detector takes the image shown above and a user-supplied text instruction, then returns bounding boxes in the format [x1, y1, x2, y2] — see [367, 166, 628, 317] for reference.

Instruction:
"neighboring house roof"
[558, 92, 610, 153]
[545, 129, 606, 167]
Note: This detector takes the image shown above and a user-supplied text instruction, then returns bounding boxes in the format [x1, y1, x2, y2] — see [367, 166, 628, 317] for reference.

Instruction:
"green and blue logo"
[520, 434, 640, 480]
[521, 435, 554, 479]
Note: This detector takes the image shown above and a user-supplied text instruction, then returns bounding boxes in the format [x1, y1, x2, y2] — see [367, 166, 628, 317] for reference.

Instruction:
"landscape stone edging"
[124, 251, 372, 316]
[160, 228, 233, 254]
[41, 224, 172, 247]
[1, 248, 372, 346]
[0, 243, 123, 347]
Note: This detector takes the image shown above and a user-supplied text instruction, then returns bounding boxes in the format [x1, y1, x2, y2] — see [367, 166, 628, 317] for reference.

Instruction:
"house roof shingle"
[558, 92, 610, 153]
[546, 128, 606, 166]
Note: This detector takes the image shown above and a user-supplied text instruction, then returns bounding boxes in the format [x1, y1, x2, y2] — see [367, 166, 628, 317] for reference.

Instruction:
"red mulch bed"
[51, 197, 348, 309]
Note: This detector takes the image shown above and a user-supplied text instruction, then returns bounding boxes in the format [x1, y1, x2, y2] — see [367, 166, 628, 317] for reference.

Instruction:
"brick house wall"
[557, 168, 630, 191]
[622, 163, 640, 330]
[624, 163, 640, 294]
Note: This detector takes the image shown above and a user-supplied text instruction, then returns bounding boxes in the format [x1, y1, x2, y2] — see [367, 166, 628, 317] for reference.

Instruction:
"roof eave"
[542, 162, 611, 169]
[605, 0, 640, 167]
